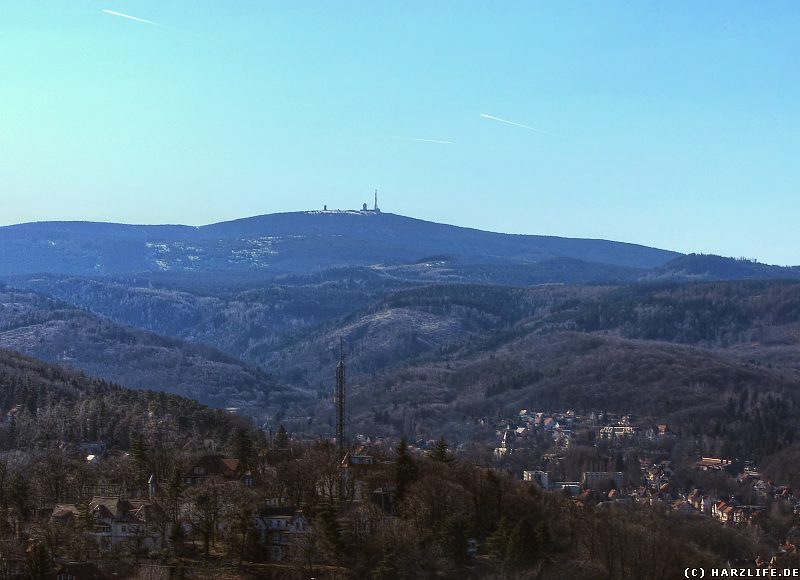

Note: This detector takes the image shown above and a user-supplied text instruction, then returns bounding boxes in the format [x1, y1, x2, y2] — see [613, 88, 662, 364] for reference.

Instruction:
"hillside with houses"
[1, 348, 798, 578]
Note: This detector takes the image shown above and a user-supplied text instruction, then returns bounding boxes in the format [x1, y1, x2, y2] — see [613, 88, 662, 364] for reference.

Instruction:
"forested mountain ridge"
[5, 269, 800, 467]
[8, 259, 800, 375]
[336, 329, 800, 461]
[0, 210, 679, 278]
[0, 288, 288, 408]
[0, 347, 241, 451]
[249, 279, 800, 389]
[6, 273, 412, 372]
[548, 280, 800, 347]
[7, 276, 800, 421]
[240, 280, 800, 463]
[5, 211, 800, 287]
[648, 254, 800, 281]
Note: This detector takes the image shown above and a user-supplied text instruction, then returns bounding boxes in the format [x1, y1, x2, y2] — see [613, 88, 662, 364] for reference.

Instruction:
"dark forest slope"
[0, 348, 240, 450]
[0, 288, 287, 408]
[342, 331, 800, 461]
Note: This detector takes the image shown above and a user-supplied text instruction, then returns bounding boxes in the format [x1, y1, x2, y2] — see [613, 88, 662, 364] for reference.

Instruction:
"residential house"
[712, 501, 736, 524]
[340, 452, 385, 502]
[89, 496, 162, 550]
[599, 425, 638, 440]
[671, 499, 697, 515]
[582, 471, 624, 491]
[51, 496, 162, 551]
[553, 427, 571, 446]
[254, 510, 310, 561]
[51, 504, 81, 525]
[184, 454, 253, 487]
[695, 457, 733, 471]
[733, 506, 764, 525]
[523, 470, 550, 490]
[553, 482, 582, 496]
[645, 423, 675, 440]
[645, 461, 674, 487]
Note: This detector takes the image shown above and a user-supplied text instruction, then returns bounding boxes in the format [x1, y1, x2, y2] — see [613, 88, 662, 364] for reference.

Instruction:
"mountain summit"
[0, 210, 678, 277]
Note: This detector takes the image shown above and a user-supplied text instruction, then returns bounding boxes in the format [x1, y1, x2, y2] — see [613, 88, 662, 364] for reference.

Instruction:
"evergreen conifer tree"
[275, 425, 289, 449]
[23, 541, 51, 580]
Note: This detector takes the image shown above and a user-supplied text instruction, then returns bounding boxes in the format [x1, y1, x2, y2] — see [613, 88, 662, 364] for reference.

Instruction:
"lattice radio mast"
[335, 336, 346, 460]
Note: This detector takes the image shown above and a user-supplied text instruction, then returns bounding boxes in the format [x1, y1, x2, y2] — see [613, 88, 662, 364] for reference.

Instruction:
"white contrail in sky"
[390, 136, 452, 144]
[480, 113, 555, 136]
[402, 137, 452, 144]
[102, 9, 163, 27]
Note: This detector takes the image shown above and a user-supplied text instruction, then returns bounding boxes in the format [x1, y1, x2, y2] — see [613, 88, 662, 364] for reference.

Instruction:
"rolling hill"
[339, 329, 800, 460]
[0, 347, 241, 451]
[646, 254, 800, 282]
[0, 210, 679, 278]
[0, 288, 289, 409]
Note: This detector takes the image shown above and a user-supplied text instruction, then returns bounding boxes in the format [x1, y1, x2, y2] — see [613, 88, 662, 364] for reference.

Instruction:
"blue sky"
[1, 2, 798, 264]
